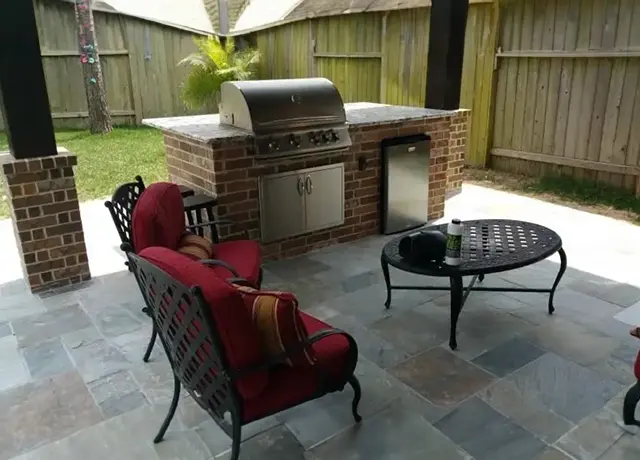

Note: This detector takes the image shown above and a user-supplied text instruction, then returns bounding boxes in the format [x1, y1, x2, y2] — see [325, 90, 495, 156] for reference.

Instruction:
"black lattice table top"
[382, 219, 563, 277]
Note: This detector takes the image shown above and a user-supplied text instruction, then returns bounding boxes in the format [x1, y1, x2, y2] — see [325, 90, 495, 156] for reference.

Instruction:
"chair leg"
[143, 326, 157, 363]
[623, 380, 640, 427]
[154, 376, 181, 444]
[230, 413, 242, 460]
[348, 375, 362, 423]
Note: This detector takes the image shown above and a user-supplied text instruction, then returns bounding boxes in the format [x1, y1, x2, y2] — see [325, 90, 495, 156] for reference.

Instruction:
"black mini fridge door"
[380, 134, 430, 235]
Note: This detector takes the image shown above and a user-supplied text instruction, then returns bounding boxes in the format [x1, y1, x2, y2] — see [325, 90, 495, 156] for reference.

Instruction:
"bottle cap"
[452, 218, 461, 224]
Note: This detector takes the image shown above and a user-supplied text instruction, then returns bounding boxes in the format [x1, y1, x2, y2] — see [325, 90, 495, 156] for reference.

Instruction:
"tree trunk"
[74, 0, 112, 134]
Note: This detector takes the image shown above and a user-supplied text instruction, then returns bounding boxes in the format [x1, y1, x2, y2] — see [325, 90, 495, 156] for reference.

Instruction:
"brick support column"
[446, 109, 470, 196]
[1, 149, 91, 292]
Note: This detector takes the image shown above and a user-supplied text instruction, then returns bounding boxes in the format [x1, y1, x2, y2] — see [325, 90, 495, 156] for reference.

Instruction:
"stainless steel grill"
[218, 78, 352, 158]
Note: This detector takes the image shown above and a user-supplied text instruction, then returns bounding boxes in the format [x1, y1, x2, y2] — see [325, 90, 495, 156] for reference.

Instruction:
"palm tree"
[179, 36, 260, 110]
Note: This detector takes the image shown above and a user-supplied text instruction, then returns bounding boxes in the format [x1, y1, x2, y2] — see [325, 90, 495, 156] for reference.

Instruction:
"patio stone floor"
[1, 184, 640, 460]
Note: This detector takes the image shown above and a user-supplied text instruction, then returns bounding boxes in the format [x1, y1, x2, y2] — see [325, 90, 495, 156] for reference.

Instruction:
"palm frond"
[178, 36, 261, 110]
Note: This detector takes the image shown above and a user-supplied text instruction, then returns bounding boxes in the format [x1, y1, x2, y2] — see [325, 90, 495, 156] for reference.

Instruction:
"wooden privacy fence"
[491, 0, 640, 194]
[254, 0, 498, 167]
[0, 0, 205, 131]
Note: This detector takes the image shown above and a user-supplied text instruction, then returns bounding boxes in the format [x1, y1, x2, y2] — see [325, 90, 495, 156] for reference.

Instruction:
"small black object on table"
[381, 219, 567, 350]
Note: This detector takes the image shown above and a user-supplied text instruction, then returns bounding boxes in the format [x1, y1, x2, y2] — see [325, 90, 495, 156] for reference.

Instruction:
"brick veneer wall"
[162, 113, 469, 260]
[1, 150, 90, 292]
[447, 109, 470, 195]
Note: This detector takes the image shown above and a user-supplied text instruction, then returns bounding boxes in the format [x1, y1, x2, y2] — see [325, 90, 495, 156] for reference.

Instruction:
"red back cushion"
[234, 285, 316, 369]
[635, 350, 640, 380]
[138, 247, 268, 400]
[132, 182, 185, 252]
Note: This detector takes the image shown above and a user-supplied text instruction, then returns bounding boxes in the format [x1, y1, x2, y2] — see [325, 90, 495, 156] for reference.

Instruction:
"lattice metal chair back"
[126, 252, 242, 448]
[104, 176, 145, 256]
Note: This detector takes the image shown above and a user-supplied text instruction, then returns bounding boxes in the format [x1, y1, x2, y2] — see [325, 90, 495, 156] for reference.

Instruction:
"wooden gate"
[491, 0, 640, 193]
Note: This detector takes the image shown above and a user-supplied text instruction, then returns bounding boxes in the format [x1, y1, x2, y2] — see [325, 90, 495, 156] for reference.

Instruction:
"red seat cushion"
[133, 183, 185, 252]
[233, 285, 315, 368]
[242, 312, 352, 423]
[211, 240, 262, 285]
[635, 350, 640, 380]
[138, 247, 269, 400]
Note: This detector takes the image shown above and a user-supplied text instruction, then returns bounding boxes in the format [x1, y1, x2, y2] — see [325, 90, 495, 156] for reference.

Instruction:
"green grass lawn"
[0, 127, 168, 218]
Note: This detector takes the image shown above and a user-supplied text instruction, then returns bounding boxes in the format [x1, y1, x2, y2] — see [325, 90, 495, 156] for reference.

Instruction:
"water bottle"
[445, 218, 463, 266]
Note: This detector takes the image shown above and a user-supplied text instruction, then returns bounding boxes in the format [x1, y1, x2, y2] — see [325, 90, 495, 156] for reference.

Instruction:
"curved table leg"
[449, 275, 464, 350]
[381, 256, 392, 309]
[548, 247, 567, 314]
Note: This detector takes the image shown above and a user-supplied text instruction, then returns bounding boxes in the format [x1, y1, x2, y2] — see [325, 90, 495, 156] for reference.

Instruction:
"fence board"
[0, 0, 204, 131]
[492, 0, 640, 191]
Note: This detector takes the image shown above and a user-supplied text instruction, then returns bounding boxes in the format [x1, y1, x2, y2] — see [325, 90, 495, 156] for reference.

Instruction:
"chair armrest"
[187, 220, 250, 240]
[227, 277, 255, 287]
[200, 259, 240, 277]
[231, 328, 357, 379]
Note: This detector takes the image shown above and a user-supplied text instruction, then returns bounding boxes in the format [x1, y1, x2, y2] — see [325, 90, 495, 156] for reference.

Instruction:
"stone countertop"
[143, 103, 456, 144]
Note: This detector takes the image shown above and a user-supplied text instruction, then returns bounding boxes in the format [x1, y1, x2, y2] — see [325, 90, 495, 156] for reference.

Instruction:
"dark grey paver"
[434, 397, 546, 460]
[472, 337, 546, 377]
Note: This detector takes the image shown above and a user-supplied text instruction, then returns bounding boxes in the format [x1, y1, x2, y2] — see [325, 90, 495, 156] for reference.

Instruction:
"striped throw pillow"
[177, 233, 214, 260]
[234, 284, 315, 368]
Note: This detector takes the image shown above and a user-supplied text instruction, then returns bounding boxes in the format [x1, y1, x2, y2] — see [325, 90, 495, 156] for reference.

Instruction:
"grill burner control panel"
[255, 125, 351, 157]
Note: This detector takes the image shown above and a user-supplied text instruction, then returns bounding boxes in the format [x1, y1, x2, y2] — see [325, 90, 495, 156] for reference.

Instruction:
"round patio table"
[381, 219, 567, 350]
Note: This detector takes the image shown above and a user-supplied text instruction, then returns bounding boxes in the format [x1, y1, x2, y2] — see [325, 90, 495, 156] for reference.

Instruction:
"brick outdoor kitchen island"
[144, 103, 469, 260]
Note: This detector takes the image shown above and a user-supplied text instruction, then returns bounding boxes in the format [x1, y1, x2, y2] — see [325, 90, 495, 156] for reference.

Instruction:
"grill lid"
[219, 78, 351, 158]
[219, 78, 346, 133]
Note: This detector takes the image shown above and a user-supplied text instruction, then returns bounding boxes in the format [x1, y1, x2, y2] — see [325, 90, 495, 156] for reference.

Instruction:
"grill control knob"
[267, 138, 280, 151]
[308, 132, 320, 144]
[289, 134, 301, 148]
[321, 131, 331, 143]
[331, 130, 340, 141]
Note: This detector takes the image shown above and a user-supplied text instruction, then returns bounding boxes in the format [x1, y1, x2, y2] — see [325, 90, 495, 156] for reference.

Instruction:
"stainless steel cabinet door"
[304, 164, 344, 232]
[259, 172, 306, 243]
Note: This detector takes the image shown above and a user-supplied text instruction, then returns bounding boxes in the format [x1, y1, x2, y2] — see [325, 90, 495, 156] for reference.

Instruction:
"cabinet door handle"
[297, 177, 304, 196]
[305, 175, 313, 194]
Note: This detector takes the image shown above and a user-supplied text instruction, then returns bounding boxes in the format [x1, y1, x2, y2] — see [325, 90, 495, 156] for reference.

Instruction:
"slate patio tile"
[533, 447, 575, 460]
[0, 323, 10, 339]
[597, 432, 640, 459]
[472, 337, 546, 377]
[369, 307, 450, 355]
[0, 335, 30, 392]
[390, 347, 495, 407]
[479, 379, 574, 443]
[65, 334, 131, 384]
[264, 255, 331, 280]
[130, 360, 176, 405]
[11, 304, 92, 348]
[434, 397, 547, 460]
[195, 415, 281, 457]
[520, 317, 620, 367]
[0, 293, 46, 324]
[22, 337, 74, 380]
[8, 403, 185, 460]
[567, 277, 640, 308]
[87, 370, 146, 419]
[507, 353, 622, 423]
[90, 305, 144, 338]
[276, 357, 406, 449]
[216, 425, 305, 460]
[326, 314, 411, 369]
[306, 404, 471, 460]
[0, 371, 102, 460]
[555, 406, 625, 460]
